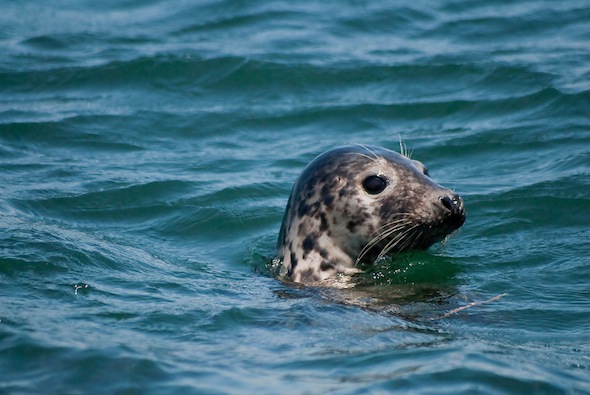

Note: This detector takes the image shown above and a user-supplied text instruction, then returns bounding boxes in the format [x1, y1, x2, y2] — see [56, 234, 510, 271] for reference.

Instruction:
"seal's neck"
[283, 226, 361, 283]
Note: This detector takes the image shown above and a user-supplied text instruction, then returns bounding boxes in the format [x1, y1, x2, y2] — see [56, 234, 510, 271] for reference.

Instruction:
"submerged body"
[277, 145, 465, 284]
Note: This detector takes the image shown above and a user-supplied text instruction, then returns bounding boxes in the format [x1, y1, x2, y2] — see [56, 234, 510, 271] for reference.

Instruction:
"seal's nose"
[439, 193, 466, 226]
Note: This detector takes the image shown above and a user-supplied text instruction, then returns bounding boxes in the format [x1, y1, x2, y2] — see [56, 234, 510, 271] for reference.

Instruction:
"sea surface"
[1, 0, 589, 394]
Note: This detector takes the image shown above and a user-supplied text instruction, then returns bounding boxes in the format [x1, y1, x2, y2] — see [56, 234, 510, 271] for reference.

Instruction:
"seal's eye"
[362, 175, 387, 194]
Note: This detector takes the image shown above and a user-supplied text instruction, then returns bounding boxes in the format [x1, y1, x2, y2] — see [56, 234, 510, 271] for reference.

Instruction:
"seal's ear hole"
[412, 160, 429, 177]
[362, 175, 387, 195]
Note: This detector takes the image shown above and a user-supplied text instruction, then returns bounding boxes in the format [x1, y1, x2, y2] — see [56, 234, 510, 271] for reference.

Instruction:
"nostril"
[440, 196, 454, 212]
[439, 194, 464, 214]
[439, 193, 466, 227]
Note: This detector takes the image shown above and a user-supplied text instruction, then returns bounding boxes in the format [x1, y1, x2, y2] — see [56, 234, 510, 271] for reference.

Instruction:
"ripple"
[1, 0, 589, 393]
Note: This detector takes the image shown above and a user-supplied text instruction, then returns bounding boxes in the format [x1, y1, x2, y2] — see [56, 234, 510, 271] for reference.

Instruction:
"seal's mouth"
[411, 197, 467, 251]
[355, 199, 466, 266]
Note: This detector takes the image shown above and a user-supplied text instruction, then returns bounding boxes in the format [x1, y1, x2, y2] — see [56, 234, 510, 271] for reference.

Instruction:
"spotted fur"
[276, 145, 466, 284]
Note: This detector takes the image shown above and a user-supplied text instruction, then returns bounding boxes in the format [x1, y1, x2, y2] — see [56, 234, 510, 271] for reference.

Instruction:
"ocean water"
[1, 0, 589, 393]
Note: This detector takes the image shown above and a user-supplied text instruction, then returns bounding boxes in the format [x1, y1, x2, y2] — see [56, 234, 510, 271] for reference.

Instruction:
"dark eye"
[362, 175, 387, 194]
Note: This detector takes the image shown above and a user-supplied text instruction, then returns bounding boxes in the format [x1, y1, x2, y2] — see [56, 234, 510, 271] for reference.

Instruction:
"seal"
[276, 145, 465, 284]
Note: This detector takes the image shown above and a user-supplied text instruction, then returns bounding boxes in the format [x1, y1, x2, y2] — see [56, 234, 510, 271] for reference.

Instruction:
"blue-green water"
[1, 0, 589, 393]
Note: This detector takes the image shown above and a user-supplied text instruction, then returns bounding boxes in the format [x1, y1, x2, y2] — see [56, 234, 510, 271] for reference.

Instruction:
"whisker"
[356, 223, 408, 264]
[398, 136, 407, 158]
[356, 216, 418, 265]
[388, 224, 421, 255]
[376, 223, 420, 261]
[355, 217, 413, 261]
[345, 152, 378, 163]
[359, 145, 382, 161]
[398, 227, 421, 252]
[363, 214, 414, 239]
[397, 136, 414, 159]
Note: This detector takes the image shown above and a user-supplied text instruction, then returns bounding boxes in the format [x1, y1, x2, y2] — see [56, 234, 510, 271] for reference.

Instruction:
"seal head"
[276, 145, 465, 284]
